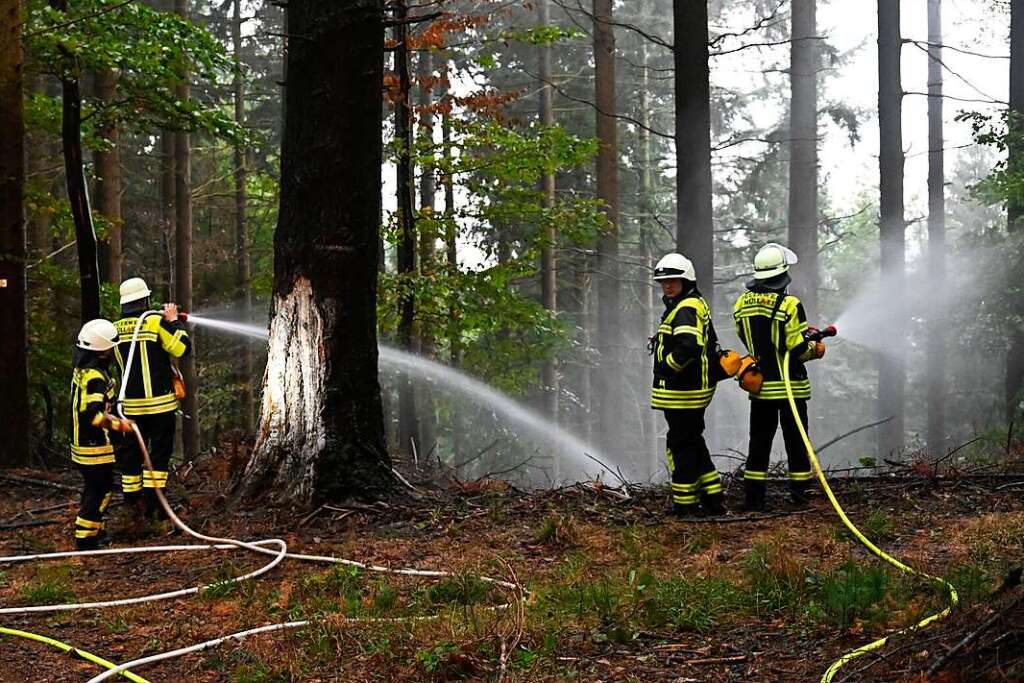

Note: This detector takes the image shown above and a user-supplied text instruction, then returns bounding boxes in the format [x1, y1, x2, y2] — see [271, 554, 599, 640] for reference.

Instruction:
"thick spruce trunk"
[877, 0, 906, 457]
[240, 0, 391, 505]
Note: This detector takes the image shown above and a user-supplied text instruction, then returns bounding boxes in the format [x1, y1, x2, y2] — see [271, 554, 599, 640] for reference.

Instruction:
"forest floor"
[0, 451, 1022, 683]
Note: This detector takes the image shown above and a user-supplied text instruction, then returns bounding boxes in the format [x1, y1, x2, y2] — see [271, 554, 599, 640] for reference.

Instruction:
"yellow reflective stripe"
[75, 529, 101, 538]
[703, 483, 723, 495]
[665, 353, 685, 372]
[674, 325, 701, 336]
[789, 471, 814, 481]
[699, 471, 720, 483]
[72, 454, 116, 465]
[673, 495, 698, 504]
[744, 470, 767, 480]
[122, 393, 178, 408]
[72, 444, 115, 456]
[140, 341, 152, 398]
[754, 380, 811, 400]
[652, 388, 715, 398]
[672, 482, 699, 492]
[75, 517, 103, 529]
[701, 348, 708, 389]
[159, 325, 188, 358]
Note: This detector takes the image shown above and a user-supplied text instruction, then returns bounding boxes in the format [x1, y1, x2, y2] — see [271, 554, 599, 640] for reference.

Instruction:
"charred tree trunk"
[175, 0, 199, 459]
[233, 0, 254, 433]
[926, 0, 947, 452]
[94, 68, 122, 284]
[592, 0, 623, 455]
[673, 0, 714, 307]
[1007, 0, 1024, 422]
[539, 0, 558, 425]
[0, 0, 29, 466]
[240, 0, 391, 504]
[877, 0, 906, 457]
[788, 0, 819, 319]
[394, 0, 419, 459]
[638, 29, 659, 478]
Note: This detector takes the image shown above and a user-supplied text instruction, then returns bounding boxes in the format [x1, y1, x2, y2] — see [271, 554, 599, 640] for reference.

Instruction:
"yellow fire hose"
[0, 626, 149, 682]
[782, 348, 959, 682]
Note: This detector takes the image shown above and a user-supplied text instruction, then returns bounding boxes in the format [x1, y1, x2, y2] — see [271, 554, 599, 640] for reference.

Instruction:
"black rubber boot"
[75, 536, 100, 551]
[144, 489, 169, 521]
[671, 503, 701, 518]
[701, 492, 727, 517]
[743, 482, 767, 513]
[789, 483, 812, 507]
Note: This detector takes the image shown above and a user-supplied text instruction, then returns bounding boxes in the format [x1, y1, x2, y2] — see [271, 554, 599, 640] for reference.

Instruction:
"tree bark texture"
[877, 0, 906, 457]
[160, 129, 176, 295]
[673, 0, 714, 308]
[242, 0, 392, 504]
[1006, 0, 1024, 422]
[539, 0, 558, 425]
[174, 0, 199, 460]
[94, 68, 122, 284]
[233, 0, 254, 433]
[49, 0, 100, 322]
[638, 27, 659, 478]
[592, 0, 623, 455]
[787, 0, 819, 319]
[0, 0, 30, 465]
[926, 0, 946, 452]
[395, 0, 419, 458]
[416, 48, 437, 463]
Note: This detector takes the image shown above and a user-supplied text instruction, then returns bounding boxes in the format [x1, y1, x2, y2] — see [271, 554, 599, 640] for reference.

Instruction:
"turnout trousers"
[743, 399, 813, 510]
[76, 463, 114, 550]
[663, 408, 725, 515]
[116, 411, 176, 519]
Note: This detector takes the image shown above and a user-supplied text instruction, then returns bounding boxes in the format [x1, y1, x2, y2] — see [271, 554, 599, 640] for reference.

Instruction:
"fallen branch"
[0, 519, 62, 531]
[583, 452, 633, 496]
[679, 508, 818, 524]
[926, 592, 1024, 677]
[815, 416, 894, 454]
[0, 473, 77, 492]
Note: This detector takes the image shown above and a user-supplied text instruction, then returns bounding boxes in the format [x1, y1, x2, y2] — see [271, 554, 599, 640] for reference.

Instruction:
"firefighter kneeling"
[650, 253, 742, 517]
[71, 320, 135, 550]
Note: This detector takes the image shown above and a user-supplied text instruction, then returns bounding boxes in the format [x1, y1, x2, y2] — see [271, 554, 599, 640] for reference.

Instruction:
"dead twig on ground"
[583, 452, 633, 497]
[0, 473, 77, 492]
[926, 592, 1024, 677]
[0, 519, 62, 531]
[453, 439, 499, 470]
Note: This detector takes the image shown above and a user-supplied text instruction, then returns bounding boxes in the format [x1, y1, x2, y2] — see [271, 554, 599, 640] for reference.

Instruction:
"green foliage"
[289, 566, 366, 618]
[20, 563, 74, 604]
[424, 574, 494, 607]
[501, 25, 584, 46]
[416, 642, 457, 673]
[26, 0, 243, 141]
[818, 561, 892, 629]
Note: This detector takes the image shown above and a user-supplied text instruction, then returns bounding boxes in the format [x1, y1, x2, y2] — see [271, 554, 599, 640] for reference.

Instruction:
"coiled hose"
[782, 348, 958, 682]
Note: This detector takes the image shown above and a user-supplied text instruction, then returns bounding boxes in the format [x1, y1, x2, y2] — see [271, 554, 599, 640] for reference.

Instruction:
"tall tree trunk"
[926, 0, 946, 453]
[788, 0, 819, 319]
[673, 0, 714, 308]
[0, 0, 29, 466]
[50, 0, 100, 322]
[233, 0, 254, 433]
[592, 0, 623, 455]
[877, 0, 906, 457]
[94, 68, 122, 284]
[160, 130, 175, 294]
[538, 0, 559, 426]
[395, 0, 418, 458]
[174, 0, 199, 459]
[417, 48, 437, 463]
[442, 74, 458, 367]
[1006, 0, 1024, 422]
[638, 27, 659, 479]
[240, 0, 391, 504]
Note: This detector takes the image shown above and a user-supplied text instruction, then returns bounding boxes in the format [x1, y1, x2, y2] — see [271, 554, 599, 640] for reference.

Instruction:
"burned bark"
[240, 0, 391, 505]
[233, 0, 254, 433]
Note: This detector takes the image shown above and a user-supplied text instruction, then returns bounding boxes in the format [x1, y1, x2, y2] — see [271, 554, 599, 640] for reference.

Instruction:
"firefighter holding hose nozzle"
[733, 244, 827, 512]
[71, 320, 135, 550]
[113, 277, 191, 522]
[650, 253, 743, 517]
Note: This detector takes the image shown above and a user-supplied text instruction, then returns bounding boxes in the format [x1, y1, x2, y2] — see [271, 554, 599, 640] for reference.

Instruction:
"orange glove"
[98, 413, 135, 433]
[810, 341, 826, 359]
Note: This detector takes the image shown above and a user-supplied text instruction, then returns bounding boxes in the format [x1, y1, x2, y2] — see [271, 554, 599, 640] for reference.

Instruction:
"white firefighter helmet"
[653, 253, 696, 281]
[77, 319, 119, 352]
[119, 277, 152, 305]
[752, 243, 798, 280]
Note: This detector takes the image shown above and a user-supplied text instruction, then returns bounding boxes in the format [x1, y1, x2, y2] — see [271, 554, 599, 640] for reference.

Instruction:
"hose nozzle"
[805, 324, 838, 342]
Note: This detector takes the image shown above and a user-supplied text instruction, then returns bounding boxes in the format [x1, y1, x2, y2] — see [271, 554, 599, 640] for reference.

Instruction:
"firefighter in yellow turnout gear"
[733, 244, 826, 511]
[113, 277, 191, 520]
[650, 253, 727, 517]
[71, 320, 135, 550]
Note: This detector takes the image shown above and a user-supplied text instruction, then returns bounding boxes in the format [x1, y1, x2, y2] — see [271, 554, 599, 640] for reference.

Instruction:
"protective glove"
[809, 340, 826, 360]
[93, 413, 135, 433]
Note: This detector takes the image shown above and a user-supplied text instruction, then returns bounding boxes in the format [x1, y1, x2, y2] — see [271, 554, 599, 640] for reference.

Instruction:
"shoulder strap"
[770, 293, 789, 349]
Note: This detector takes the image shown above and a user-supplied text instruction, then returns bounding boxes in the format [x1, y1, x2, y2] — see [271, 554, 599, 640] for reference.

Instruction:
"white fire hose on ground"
[0, 310, 523, 682]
